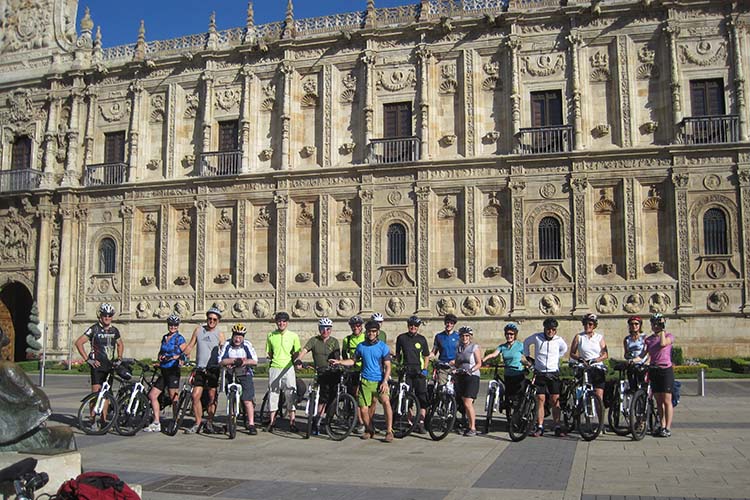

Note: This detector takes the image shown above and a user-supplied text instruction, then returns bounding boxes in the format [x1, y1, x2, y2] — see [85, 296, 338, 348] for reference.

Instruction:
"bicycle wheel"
[647, 397, 659, 435]
[257, 391, 272, 425]
[305, 389, 317, 439]
[427, 393, 457, 441]
[628, 389, 648, 441]
[77, 392, 118, 435]
[165, 389, 189, 436]
[392, 392, 420, 439]
[483, 390, 496, 435]
[560, 384, 576, 434]
[577, 392, 603, 441]
[115, 392, 150, 436]
[325, 392, 357, 441]
[607, 387, 630, 436]
[508, 396, 532, 442]
[227, 389, 237, 440]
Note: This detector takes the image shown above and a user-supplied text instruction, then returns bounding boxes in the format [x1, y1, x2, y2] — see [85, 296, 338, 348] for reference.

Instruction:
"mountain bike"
[77, 359, 133, 435]
[629, 365, 658, 441]
[115, 360, 173, 436]
[483, 363, 507, 434]
[0, 457, 49, 500]
[508, 367, 538, 442]
[164, 362, 196, 436]
[223, 368, 243, 440]
[425, 363, 457, 441]
[564, 360, 604, 441]
[607, 361, 644, 437]
[389, 371, 421, 439]
[322, 369, 358, 440]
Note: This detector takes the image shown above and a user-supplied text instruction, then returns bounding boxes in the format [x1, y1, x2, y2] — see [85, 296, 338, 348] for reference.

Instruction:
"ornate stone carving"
[438, 267, 457, 279]
[596, 294, 618, 314]
[296, 202, 314, 226]
[440, 134, 457, 146]
[253, 300, 271, 319]
[706, 261, 726, 280]
[703, 174, 721, 190]
[439, 64, 458, 94]
[337, 200, 353, 224]
[482, 192, 501, 216]
[678, 41, 727, 67]
[255, 272, 270, 283]
[482, 131, 500, 144]
[438, 196, 458, 219]
[649, 292, 671, 313]
[315, 299, 333, 317]
[594, 189, 616, 213]
[539, 294, 561, 315]
[135, 301, 152, 319]
[174, 275, 190, 285]
[340, 142, 356, 154]
[623, 293, 644, 313]
[215, 87, 240, 111]
[260, 148, 274, 161]
[215, 273, 231, 284]
[296, 272, 313, 283]
[255, 207, 271, 227]
[647, 261, 665, 274]
[520, 54, 565, 77]
[150, 94, 165, 122]
[184, 93, 199, 118]
[436, 297, 457, 315]
[176, 209, 192, 231]
[589, 51, 610, 82]
[337, 271, 353, 281]
[99, 101, 131, 122]
[540, 184, 556, 199]
[386, 297, 405, 316]
[707, 291, 729, 312]
[485, 295, 506, 316]
[592, 124, 611, 138]
[142, 213, 158, 232]
[341, 72, 357, 103]
[216, 208, 233, 231]
[174, 300, 191, 317]
[292, 299, 310, 317]
[337, 298, 356, 317]
[0, 0, 53, 53]
[154, 301, 171, 319]
[376, 68, 416, 92]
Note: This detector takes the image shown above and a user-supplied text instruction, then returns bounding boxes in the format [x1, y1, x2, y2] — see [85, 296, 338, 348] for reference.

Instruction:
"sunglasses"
[367, 329, 379, 333]
[207, 316, 219, 322]
[101, 314, 114, 318]
[460, 333, 472, 337]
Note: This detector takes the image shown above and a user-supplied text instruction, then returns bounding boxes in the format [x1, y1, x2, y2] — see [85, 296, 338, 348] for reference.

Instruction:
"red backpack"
[56, 471, 140, 500]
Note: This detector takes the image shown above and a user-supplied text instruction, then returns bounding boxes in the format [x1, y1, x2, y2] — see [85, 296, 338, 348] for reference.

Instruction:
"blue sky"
[83, 1, 411, 47]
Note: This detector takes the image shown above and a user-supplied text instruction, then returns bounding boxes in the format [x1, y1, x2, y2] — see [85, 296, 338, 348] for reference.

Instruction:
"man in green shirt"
[295, 317, 340, 435]
[265, 311, 301, 433]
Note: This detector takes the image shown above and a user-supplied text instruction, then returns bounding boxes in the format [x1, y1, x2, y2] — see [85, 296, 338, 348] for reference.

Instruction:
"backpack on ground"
[56, 471, 140, 500]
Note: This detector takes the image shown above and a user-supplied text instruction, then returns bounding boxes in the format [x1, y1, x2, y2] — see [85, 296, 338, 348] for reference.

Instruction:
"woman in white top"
[569, 313, 609, 402]
[453, 326, 482, 437]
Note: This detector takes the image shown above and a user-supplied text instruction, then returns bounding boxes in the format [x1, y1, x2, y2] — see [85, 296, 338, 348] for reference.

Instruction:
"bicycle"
[507, 367, 539, 442]
[258, 377, 306, 430]
[305, 368, 358, 440]
[483, 363, 507, 435]
[164, 361, 197, 436]
[0, 457, 49, 500]
[223, 368, 244, 440]
[76, 359, 133, 435]
[628, 365, 658, 441]
[564, 360, 604, 441]
[425, 363, 457, 441]
[389, 371, 421, 439]
[606, 360, 644, 437]
[115, 360, 172, 436]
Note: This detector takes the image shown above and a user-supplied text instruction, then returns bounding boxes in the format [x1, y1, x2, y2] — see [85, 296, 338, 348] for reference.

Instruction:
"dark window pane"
[703, 208, 728, 255]
[11, 136, 32, 170]
[530, 91, 563, 127]
[104, 131, 126, 163]
[99, 238, 117, 274]
[538, 216, 562, 260]
[690, 79, 725, 116]
[218, 120, 239, 151]
[383, 102, 412, 138]
[387, 223, 407, 265]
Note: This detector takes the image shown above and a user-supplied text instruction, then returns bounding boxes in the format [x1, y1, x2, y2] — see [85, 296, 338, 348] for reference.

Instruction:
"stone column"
[74, 206, 89, 316]
[462, 48, 478, 157]
[34, 200, 54, 347]
[737, 164, 750, 313]
[166, 83, 177, 178]
[672, 171, 692, 311]
[239, 65, 254, 173]
[624, 177, 638, 280]
[416, 44, 433, 160]
[567, 30, 584, 151]
[274, 191, 289, 311]
[506, 35, 522, 146]
[510, 180, 526, 313]
[54, 201, 75, 349]
[127, 81, 144, 182]
[279, 61, 294, 170]
[319, 194, 330, 287]
[359, 185, 374, 313]
[41, 80, 60, 188]
[616, 35, 634, 148]
[361, 50, 376, 157]
[200, 71, 215, 155]
[664, 21, 682, 140]
[728, 18, 748, 141]
[159, 204, 169, 289]
[237, 200, 246, 289]
[82, 86, 97, 167]
[194, 199, 207, 313]
[571, 176, 589, 311]
[322, 64, 333, 167]
[119, 202, 134, 316]
[464, 186, 477, 283]
[415, 184, 431, 313]
[62, 84, 82, 187]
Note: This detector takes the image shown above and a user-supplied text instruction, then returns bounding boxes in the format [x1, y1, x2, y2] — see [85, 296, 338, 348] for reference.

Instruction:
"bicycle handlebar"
[0, 457, 36, 483]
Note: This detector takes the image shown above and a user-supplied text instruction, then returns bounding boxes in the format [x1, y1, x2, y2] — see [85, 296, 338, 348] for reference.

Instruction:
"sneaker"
[89, 421, 100, 432]
[464, 429, 477, 437]
[384, 431, 394, 443]
[530, 426, 544, 437]
[185, 424, 200, 434]
[354, 424, 366, 435]
[247, 425, 257, 435]
[311, 424, 319, 436]
[554, 426, 567, 438]
[144, 422, 161, 433]
[289, 423, 299, 433]
[416, 422, 426, 434]
[659, 428, 671, 438]
[266, 422, 275, 433]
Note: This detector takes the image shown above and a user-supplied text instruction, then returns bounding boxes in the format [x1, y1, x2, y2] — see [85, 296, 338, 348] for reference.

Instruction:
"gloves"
[233, 358, 244, 368]
[86, 359, 98, 368]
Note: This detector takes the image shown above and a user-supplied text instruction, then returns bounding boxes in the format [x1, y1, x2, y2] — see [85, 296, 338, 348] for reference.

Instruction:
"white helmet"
[371, 312, 384, 323]
[318, 317, 333, 329]
[98, 303, 115, 317]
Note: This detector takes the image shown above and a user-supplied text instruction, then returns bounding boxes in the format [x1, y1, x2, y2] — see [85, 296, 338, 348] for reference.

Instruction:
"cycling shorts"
[455, 373, 480, 400]
[588, 367, 606, 390]
[345, 370, 361, 397]
[405, 372, 429, 408]
[153, 366, 181, 391]
[358, 379, 383, 407]
[316, 370, 339, 405]
[649, 366, 674, 393]
[193, 367, 220, 388]
[534, 372, 561, 395]
[90, 367, 110, 386]
[504, 373, 525, 399]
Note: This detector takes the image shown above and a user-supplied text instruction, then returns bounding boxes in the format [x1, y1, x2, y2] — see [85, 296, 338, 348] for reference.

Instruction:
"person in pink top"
[644, 313, 674, 437]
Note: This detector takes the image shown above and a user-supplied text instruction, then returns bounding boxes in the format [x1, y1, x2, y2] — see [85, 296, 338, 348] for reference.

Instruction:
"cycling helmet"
[231, 323, 247, 336]
[206, 306, 222, 319]
[458, 326, 473, 335]
[166, 314, 181, 326]
[274, 311, 290, 322]
[542, 317, 559, 329]
[407, 315, 422, 326]
[348, 315, 364, 326]
[504, 322, 519, 334]
[628, 316, 642, 325]
[650, 313, 666, 326]
[582, 313, 598, 326]
[371, 312, 384, 323]
[443, 313, 458, 324]
[364, 320, 380, 331]
[98, 303, 115, 317]
[318, 317, 333, 329]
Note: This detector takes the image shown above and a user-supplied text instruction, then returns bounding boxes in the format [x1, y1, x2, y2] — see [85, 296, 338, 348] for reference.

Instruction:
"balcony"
[0, 169, 43, 193]
[516, 125, 573, 155]
[84, 163, 128, 187]
[367, 137, 420, 165]
[199, 150, 241, 177]
[678, 115, 739, 145]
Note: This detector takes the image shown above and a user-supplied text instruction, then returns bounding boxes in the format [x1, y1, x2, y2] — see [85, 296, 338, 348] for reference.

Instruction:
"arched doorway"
[0, 282, 34, 361]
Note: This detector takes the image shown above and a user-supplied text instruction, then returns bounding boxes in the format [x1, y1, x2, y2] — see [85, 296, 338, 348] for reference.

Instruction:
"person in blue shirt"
[144, 314, 187, 432]
[482, 322, 527, 407]
[431, 314, 460, 386]
[331, 320, 394, 443]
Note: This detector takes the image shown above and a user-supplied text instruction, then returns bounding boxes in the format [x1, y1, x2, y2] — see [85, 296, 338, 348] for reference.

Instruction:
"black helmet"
[348, 315, 364, 326]
[166, 314, 181, 326]
[206, 306, 222, 319]
[407, 315, 423, 326]
[364, 320, 380, 331]
[443, 313, 458, 324]
[274, 311, 290, 322]
[650, 313, 666, 326]
[543, 317, 559, 329]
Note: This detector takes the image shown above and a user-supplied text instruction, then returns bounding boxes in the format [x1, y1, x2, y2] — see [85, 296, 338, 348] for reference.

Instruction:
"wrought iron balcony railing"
[367, 137, 420, 165]
[678, 115, 739, 145]
[84, 163, 128, 187]
[0, 169, 43, 193]
[516, 125, 573, 155]
[199, 150, 242, 177]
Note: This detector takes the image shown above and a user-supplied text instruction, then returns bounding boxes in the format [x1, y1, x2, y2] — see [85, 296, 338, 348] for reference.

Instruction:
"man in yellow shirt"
[265, 311, 301, 433]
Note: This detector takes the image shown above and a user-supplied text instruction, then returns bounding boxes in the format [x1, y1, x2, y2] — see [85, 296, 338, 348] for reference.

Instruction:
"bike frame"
[92, 376, 113, 415]
[305, 377, 321, 418]
[225, 371, 243, 415]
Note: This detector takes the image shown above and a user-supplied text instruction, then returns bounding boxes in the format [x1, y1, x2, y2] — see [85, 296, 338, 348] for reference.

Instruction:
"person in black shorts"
[74, 303, 124, 394]
[395, 315, 431, 434]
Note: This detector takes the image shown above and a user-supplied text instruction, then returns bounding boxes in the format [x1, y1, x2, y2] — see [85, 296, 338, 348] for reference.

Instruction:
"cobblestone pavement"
[39, 375, 750, 500]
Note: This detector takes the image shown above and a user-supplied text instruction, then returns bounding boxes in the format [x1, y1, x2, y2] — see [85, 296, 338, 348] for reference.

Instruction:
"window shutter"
[706, 80, 724, 115]
[531, 93, 545, 127]
[11, 136, 32, 170]
[383, 102, 412, 138]
[218, 120, 239, 151]
[104, 132, 126, 163]
[548, 91, 563, 126]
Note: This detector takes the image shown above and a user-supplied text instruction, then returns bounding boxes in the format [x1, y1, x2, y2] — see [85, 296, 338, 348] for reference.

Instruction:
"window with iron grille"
[530, 90, 563, 127]
[383, 102, 412, 138]
[104, 131, 126, 163]
[703, 208, 728, 255]
[387, 223, 407, 265]
[218, 120, 239, 151]
[99, 238, 117, 274]
[11, 136, 32, 170]
[538, 216, 562, 260]
[690, 79, 725, 116]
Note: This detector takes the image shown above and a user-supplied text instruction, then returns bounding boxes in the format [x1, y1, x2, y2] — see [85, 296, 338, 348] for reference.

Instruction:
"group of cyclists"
[75, 302, 676, 440]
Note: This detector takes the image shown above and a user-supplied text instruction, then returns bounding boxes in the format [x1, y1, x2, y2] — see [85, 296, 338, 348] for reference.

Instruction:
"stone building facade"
[1, 0, 749, 361]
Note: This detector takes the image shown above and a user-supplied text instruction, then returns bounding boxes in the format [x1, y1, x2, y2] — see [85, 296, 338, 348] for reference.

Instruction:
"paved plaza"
[39, 375, 750, 500]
